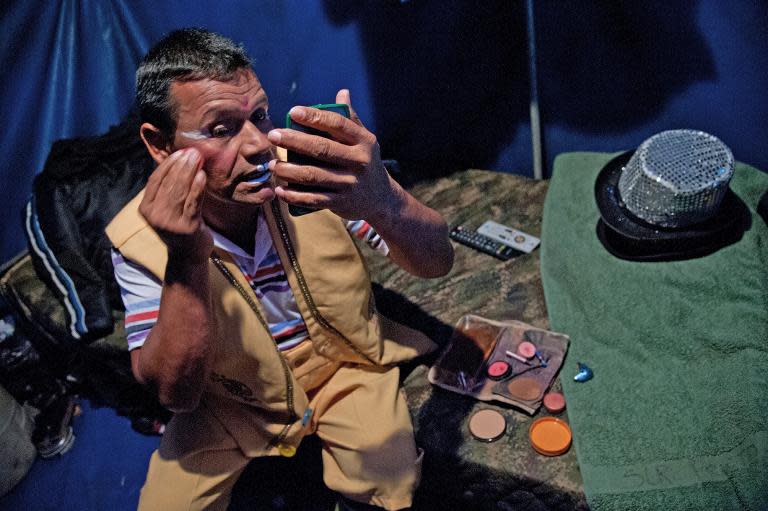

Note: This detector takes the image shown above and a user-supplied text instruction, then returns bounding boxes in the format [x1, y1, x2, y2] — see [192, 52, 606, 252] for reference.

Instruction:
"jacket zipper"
[210, 253, 297, 448]
[269, 201, 376, 365]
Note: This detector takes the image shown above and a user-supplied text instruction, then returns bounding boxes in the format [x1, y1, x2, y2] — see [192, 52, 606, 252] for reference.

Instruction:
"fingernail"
[188, 150, 200, 164]
[268, 159, 277, 170]
[267, 130, 282, 144]
[289, 107, 305, 121]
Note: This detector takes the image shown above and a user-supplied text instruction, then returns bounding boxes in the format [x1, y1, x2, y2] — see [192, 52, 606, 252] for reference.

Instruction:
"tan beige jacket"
[106, 193, 435, 456]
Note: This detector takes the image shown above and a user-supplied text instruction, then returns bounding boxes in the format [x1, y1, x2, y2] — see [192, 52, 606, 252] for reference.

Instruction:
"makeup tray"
[428, 315, 570, 414]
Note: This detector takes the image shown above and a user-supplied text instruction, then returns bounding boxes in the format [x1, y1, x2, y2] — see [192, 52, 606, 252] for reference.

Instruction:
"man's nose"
[240, 119, 274, 154]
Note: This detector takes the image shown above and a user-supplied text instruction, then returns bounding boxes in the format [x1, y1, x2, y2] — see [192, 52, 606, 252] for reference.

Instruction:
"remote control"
[449, 225, 519, 260]
[477, 220, 540, 253]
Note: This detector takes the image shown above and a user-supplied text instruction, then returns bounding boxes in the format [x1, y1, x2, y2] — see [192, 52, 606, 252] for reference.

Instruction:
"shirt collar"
[211, 211, 273, 271]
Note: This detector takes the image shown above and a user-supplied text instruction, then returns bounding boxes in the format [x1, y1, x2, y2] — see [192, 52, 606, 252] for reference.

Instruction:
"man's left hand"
[267, 89, 400, 223]
[268, 89, 453, 278]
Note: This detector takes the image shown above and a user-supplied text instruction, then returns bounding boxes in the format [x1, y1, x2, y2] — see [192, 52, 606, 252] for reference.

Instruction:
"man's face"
[168, 68, 276, 207]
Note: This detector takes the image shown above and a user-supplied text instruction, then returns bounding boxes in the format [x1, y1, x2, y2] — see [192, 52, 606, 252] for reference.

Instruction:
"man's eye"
[211, 122, 236, 138]
[251, 110, 270, 123]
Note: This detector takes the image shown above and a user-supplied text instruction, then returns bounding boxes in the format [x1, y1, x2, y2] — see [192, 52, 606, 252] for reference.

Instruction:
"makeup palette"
[543, 392, 566, 414]
[468, 409, 507, 442]
[485, 360, 511, 380]
[529, 417, 572, 456]
[427, 316, 570, 415]
[502, 376, 542, 401]
[517, 341, 537, 359]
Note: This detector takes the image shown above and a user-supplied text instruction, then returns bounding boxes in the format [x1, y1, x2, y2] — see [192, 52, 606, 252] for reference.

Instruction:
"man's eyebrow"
[200, 95, 269, 122]
[200, 106, 241, 122]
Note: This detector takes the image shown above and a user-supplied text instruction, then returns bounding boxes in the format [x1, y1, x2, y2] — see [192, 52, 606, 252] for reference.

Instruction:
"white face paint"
[179, 109, 271, 142]
[179, 130, 210, 141]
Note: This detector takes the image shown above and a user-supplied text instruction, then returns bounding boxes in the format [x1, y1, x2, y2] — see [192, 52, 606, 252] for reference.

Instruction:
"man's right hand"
[138, 148, 212, 263]
[133, 147, 215, 412]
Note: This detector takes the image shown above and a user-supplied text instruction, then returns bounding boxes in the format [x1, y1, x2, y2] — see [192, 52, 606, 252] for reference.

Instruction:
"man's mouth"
[241, 162, 271, 185]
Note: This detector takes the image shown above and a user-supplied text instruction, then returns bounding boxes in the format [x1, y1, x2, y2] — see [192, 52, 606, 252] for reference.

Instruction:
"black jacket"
[25, 109, 154, 342]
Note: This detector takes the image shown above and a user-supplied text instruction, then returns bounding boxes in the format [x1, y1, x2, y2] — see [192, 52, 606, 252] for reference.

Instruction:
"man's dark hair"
[136, 28, 252, 135]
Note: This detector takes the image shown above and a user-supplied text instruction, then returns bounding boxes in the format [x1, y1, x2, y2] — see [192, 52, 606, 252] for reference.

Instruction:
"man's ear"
[140, 123, 173, 164]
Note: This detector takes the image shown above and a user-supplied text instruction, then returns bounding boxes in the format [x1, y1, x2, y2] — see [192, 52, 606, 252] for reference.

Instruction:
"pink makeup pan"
[486, 360, 512, 381]
[517, 341, 537, 359]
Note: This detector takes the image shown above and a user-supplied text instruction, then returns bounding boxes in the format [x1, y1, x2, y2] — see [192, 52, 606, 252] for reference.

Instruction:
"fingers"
[335, 89, 363, 126]
[143, 151, 177, 204]
[279, 105, 371, 147]
[268, 90, 375, 167]
[274, 185, 334, 211]
[182, 169, 207, 220]
[269, 130, 372, 168]
[144, 148, 202, 204]
[140, 148, 206, 235]
[271, 160, 356, 191]
[335, 89, 350, 106]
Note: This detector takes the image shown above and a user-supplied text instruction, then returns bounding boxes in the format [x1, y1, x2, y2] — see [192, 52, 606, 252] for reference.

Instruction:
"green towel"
[540, 152, 768, 510]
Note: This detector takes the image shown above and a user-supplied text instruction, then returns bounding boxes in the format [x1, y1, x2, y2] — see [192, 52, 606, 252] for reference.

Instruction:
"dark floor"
[0, 399, 158, 511]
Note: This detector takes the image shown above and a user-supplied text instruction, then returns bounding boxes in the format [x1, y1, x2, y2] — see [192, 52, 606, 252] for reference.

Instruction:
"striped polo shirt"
[112, 214, 387, 352]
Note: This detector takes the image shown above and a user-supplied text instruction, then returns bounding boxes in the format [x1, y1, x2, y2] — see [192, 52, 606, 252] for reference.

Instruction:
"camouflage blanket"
[0, 254, 170, 434]
[364, 170, 587, 510]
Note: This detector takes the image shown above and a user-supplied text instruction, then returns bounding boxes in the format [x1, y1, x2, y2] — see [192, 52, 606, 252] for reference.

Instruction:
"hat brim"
[594, 151, 751, 261]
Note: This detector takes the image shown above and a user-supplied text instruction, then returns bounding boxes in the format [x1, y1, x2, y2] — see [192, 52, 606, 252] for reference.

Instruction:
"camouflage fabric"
[0, 253, 127, 355]
[0, 253, 169, 428]
[363, 170, 588, 510]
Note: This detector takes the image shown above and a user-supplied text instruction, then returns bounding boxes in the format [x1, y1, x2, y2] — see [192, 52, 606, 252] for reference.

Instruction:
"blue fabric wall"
[2, 0, 767, 263]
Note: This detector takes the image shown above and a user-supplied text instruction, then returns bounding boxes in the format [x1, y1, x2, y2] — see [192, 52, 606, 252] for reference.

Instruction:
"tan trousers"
[137, 364, 422, 511]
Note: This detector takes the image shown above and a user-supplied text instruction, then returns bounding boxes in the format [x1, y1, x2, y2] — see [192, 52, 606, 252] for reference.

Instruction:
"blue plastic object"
[574, 362, 594, 382]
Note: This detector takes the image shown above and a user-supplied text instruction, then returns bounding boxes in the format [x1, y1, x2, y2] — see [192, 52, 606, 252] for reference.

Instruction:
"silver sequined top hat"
[617, 130, 734, 228]
[594, 130, 750, 261]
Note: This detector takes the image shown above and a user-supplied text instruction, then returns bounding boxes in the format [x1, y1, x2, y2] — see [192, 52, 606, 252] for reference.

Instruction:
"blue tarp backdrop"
[1, 0, 767, 263]
[1, 2, 768, 510]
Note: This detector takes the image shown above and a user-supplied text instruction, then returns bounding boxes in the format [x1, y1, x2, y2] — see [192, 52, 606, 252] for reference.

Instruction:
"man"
[107, 28, 453, 510]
